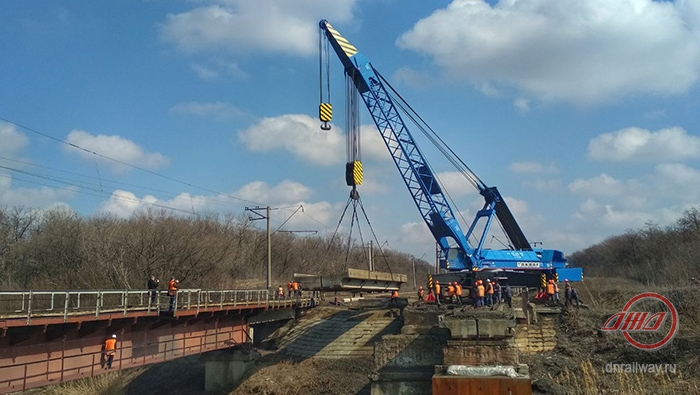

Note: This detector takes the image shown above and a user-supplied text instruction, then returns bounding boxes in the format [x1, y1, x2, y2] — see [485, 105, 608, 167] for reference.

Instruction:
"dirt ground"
[229, 353, 373, 395]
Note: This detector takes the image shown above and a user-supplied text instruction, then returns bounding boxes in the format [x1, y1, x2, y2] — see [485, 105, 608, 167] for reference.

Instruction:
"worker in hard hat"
[454, 281, 463, 305]
[390, 289, 399, 306]
[546, 279, 555, 305]
[476, 280, 485, 308]
[447, 282, 455, 304]
[103, 334, 117, 369]
[485, 279, 494, 307]
[417, 285, 425, 302]
[434, 280, 441, 306]
[564, 279, 572, 307]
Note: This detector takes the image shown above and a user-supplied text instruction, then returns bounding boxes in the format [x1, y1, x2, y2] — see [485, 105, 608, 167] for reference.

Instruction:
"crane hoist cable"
[325, 190, 392, 274]
[319, 28, 332, 130]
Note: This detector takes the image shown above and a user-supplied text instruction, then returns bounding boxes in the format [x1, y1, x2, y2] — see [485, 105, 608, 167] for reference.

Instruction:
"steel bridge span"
[0, 288, 311, 394]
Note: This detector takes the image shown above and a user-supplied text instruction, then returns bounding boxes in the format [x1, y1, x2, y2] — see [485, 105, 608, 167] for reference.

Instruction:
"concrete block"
[442, 341, 519, 366]
[371, 368, 434, 395]
[440, 317, 477, 339]
[374, 334, 448, 369]
[477, 318, 515, 338]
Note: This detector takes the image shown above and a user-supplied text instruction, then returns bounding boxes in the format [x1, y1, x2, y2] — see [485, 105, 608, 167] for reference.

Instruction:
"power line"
[0, 117, 262, 206]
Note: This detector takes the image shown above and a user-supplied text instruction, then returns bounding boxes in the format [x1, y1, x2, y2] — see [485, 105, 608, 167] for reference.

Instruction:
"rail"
[0, 288, 301, 324]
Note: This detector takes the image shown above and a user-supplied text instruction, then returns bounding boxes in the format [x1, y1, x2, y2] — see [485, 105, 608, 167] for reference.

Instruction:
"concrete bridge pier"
[204, 348, 260, 393]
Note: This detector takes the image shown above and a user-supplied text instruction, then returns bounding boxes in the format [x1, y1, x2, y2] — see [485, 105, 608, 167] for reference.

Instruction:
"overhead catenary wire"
[0, 116, 262, 207]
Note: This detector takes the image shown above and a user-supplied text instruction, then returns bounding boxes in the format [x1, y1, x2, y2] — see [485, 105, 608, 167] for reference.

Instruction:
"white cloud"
[393, 67, 432, 90]
[528, 178, 562, 192]
[510, 161, 558, 174]
[170, 101, 246, 120]
[568, 173, 626, 197]
[96, 181, 342, 236]
[588, 126, 700, 163]
[397, 0, 700, 105]
[0, 122, 28, 156]
[191, 59, 247, 81]
[98, 190, 159, 218]
[159, 0, 356, 56]
[0, 176, 77, 208]
[63, 130, 170, 173]
[399, 221, 434, 251]
[190, 64, 220, 81]
[435, 171, 477, 197]
[234, 180, 312, 204]
[513, 98, 530, 111]
[238, 114, 389, 166]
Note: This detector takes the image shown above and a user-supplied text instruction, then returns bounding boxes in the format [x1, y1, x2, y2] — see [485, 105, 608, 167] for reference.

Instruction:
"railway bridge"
[0, 288, 312, 394]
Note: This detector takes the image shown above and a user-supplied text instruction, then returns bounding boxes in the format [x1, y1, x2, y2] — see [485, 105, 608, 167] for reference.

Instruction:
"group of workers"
[147, 275, 180, 312]
[416, 277, 584, 309]
[543, 278, 581, 307]
[277, 281, 304, 299]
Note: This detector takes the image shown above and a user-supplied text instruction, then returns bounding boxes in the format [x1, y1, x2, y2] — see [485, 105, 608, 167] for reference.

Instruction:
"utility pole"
[412, 257, 416, 289]
[368, 240, 373, 271]
[435, 242, 440, 274]
[245, 206, 272, 293]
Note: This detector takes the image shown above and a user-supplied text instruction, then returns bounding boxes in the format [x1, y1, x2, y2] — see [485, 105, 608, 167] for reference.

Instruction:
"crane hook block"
[319, 103, 332, 130]
[345, 161, 363, 186]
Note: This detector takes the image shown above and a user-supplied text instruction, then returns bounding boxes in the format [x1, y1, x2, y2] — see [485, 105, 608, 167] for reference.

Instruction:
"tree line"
[0, 206, 432, 291]
[569, 206, 700, 285]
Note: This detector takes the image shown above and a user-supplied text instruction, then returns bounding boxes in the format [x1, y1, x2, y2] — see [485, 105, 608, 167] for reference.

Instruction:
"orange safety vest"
[435, 284, 441, 295]
[455, 284, 462, 296]
[292, 282, 299, 291]
[447, 285, 455, 296]
[391, 290, 399, 299]
[486, 283, 494, 295]
[547, 283, 555, 295]
[277, 286, 284, 295]
[167, 280, 178, 296]
[287, 282, 292, 291]
[477, 285, 485, 297]
[104, 338, 116, 355]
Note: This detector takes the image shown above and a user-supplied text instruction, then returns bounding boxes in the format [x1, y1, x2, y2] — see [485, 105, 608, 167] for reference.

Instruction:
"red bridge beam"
[0, 313, 250, 394]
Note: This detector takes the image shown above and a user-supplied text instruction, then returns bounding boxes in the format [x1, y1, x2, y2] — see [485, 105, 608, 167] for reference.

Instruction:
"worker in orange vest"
[287, 281, 293, 298]
[476, 280, 485, 308]
[434, 280, 441, 306]
[277, 285, 285, 300]
[167, 277, 179, 312]
[292, 281, 300, 297]
[447, 282, 455, 304]
[455, 282, 463, 305]
[103, 334, 117, 369]
[553, 280, 560, 304]
[417, 286, 425, 302]
[390, 289, 399, 306]
[485, 279, 494, 306]
[546, 279, 556, 305]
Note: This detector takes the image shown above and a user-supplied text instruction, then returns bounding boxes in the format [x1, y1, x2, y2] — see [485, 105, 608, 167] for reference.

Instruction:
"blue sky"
[2, 0, 700, 263]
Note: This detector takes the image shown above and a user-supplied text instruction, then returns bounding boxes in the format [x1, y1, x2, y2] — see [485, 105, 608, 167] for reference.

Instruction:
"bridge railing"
[0, 288, 270, 324]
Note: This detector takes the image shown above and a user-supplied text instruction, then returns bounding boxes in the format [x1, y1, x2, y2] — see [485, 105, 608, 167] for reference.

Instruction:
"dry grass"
[31, 370, 144, 395]
[553, 361, 700, 395]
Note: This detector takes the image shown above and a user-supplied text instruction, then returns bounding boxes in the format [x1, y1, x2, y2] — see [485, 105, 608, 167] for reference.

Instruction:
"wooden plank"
[432, 375, 532, 395]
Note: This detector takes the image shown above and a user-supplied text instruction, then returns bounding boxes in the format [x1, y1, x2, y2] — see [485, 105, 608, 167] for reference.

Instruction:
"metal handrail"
[0, 288, 271, 324]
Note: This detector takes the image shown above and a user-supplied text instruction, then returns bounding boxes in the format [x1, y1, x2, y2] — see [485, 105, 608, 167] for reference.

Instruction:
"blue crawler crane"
[318, 20, 582, 288]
